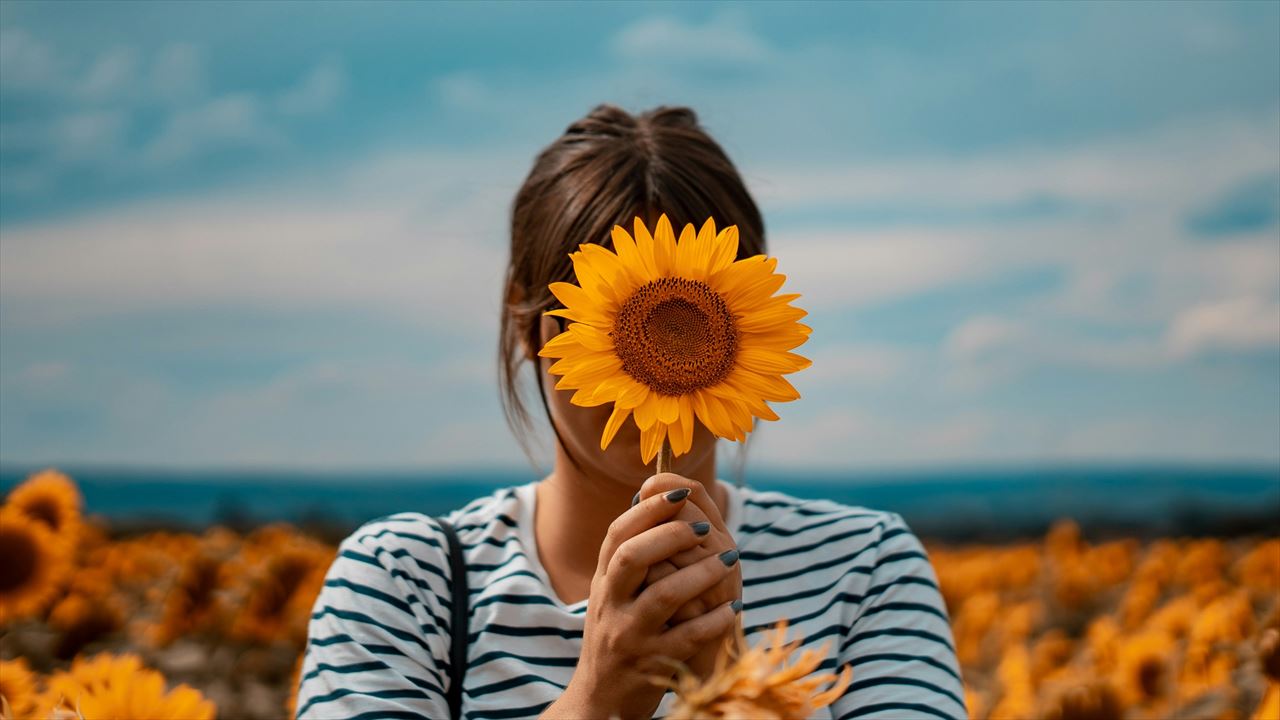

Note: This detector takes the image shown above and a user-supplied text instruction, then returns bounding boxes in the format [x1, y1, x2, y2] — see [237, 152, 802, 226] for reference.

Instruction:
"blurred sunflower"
[44, 653, 215, 720]
[539, 213, 811, 464]
[650, 618, 851, 720]
[0, 507, 71, 625]
[5, 468, 82, 540]
[0, 657, 42, 719]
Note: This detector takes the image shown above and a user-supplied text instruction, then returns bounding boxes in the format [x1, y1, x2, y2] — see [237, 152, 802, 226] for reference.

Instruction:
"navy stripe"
[745, 551, 928, 612]
[323, 578, 417, 615]
[860, 600, 950, 623]
[846, 676, 965, 709]
[843, 626, 957, 654]
[847, 651, 963, 683]
[469, 569, 542, 594]
[469, 701, 555, 719]
[837, 701, 961, 720]
[739, 511, 882, 537]
[744, 527, 911, 587]
[301, 660, 389, 684]
[306, 634, 401, 655]
[310, 606, 439, 644]
[454, 513, 518, 531]
[465, 672, 566, 698]
[354, 527, 444, 551]
[468, 624, 584, 644]
[296, 687, 441, 717]
[739, 520, 890, 561]
[471, 593, 565, 611]
[468, 650, 579, 670]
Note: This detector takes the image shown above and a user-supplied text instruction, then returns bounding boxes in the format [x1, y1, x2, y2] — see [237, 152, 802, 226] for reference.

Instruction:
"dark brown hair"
[500, 103, 766, 475]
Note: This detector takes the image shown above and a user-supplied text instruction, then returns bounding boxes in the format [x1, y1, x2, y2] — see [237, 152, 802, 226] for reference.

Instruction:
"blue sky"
[1, 1, 1278, 471]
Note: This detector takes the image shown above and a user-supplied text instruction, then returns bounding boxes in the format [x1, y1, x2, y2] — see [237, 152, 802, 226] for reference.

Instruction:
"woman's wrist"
[539, 676, 612, 719]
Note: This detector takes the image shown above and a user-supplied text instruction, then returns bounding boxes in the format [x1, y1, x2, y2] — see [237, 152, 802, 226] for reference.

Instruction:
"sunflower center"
[612, 277, 738, 395]
[0, 527, 37, 592]
[24, 499, 62, 531]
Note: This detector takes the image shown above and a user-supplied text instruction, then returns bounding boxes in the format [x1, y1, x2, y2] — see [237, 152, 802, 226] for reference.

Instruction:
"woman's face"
[533, 314, 716, 482]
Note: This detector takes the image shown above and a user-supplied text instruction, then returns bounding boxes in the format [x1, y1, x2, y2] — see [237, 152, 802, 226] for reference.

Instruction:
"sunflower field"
[1, 468, 1277, 720]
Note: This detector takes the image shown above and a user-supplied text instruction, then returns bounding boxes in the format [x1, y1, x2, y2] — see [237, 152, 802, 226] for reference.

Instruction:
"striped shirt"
[295, 479, 967, 720]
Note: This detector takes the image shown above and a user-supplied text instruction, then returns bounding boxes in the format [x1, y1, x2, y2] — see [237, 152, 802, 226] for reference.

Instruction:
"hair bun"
[565, 103, 637, 137]
[641, 105, 698, 130]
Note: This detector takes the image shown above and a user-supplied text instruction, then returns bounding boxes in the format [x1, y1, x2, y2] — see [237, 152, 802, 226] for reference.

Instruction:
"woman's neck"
[534, 445, 723, 604]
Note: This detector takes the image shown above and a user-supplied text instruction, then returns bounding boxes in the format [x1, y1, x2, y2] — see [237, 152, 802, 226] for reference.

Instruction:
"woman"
[295, 104, 966, 720]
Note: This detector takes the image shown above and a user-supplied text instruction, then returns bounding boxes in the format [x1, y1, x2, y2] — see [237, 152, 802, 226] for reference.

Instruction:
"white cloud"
[0, 28, 61, 91]
[1167, 296, 1280, 358]
[141, 93, 282, 167]
[77, 46, 139, 100]
[149, 43, 207, 103]
[0, 147, 517, 333]
[612, 9, 775, 66]
[277, 58, 346, 115]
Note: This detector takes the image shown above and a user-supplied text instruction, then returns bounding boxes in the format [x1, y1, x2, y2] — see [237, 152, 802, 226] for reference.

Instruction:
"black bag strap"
[435, 516, 468, 720]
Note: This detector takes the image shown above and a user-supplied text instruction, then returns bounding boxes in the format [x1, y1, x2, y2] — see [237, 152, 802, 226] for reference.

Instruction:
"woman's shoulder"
[332, 483, 526, 573]
[735, 483, 911, 542]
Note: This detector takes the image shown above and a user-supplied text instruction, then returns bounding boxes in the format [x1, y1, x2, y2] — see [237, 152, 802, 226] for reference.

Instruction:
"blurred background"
[1, 3, 1278, 719]
[2, 1, 1277, 536]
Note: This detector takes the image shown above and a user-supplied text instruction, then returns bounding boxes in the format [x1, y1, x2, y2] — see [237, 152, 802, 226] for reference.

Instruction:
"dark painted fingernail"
[730, 598, 743, 614]
[665, 487, 691, 502]
[631, 491, 640, 507]
[719, 548, 739, 566]
[690, 521, 710, 536]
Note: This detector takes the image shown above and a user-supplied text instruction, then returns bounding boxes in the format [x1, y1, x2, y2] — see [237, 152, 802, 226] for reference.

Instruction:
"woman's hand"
[634, 474, 743, 682]
[542, 486, 742, 720]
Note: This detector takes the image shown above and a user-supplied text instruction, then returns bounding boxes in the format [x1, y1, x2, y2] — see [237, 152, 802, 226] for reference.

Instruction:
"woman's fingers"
[638, 473, 729, 534]
[634, 547, 740, 627]
[597, 488, 692, 573]
[652, 599, 740, 663]
[607, 519, 711, 601]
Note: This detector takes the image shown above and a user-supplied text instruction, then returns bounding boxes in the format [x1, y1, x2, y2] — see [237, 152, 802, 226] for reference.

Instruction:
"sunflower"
[0, 507, 72, 625]
[44, 653, 216, 720]
[5, 468, 82, 541]
[539, 213, 811, 464]
[650, 618, 851, 720]
[0, 657, 42, 720]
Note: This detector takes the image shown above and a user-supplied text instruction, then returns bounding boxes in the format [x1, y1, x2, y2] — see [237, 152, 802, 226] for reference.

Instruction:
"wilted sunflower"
[5, 468, 83, 540]
[44, 653, 216, 720]
[539, 213, 811, 464]
[650, 618, 851, 719]
[0, 507, 71, 625]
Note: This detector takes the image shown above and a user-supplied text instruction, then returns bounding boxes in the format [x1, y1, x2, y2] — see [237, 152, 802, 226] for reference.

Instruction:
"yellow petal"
[652, 213, 677, 277]
[669, 413, 690, 456]
[674, 222, 698, 278]
[537, 329, 581, 358]
[737, 304, 803, 333]
[544, 307, 610, 329]
[693, 390, 734, 439]
[633, 216, 659, 279]
[571, 251, 618, 308]
[634, 395, 660, 430]
[726, 368, 800, 402]
[568, 323, 614, 352]
[611, 225, 653, 284]
[581, 243, 640, 297]
[707, 224, 739, 276]
[571, 387, 611, 407]
[736, 347, 812, 374]
[640, 422, 667, 465]
[615, 380, 649, 409]
[600, 403, 632, 450]
[677, 396, 695, 453]
[655, 393, 680, 424]
[692, 216, 717, 279]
